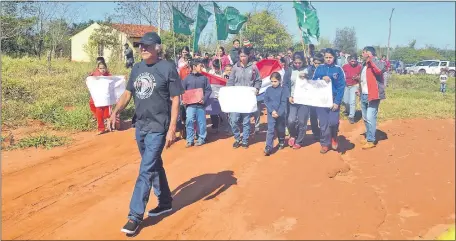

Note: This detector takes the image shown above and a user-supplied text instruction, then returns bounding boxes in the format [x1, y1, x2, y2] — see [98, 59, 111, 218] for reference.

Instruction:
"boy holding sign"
[263, 72, 289, 156]
[182, 59, 212, 147]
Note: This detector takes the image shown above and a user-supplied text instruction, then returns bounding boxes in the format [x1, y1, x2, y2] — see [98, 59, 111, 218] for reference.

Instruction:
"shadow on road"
[129, 170, 237, 237]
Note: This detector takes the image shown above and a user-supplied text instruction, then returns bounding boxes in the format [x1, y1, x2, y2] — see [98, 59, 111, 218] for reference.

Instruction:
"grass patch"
[340, 73, 455, 121]
[7, 133, 70, 150]
[2, 56, 131, 130]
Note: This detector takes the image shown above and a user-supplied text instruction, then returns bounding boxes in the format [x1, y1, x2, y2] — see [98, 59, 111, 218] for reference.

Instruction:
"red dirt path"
[2, 119, 455, 240]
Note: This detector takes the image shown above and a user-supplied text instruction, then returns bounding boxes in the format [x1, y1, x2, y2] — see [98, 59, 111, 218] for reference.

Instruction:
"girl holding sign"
[88, 61, 119, 134]
[283, 53, 310, 149]
[312, 48, 346, 154]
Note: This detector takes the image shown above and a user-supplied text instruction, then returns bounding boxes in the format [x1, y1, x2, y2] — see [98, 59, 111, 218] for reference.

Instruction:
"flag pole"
[172, 14, 176, 62]
[299, 28, 307, 57]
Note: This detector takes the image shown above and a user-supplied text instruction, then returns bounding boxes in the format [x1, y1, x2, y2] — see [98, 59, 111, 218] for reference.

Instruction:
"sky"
[72, 1, 455, 50]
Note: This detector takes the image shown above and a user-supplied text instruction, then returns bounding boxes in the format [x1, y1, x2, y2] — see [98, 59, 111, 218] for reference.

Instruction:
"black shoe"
[242, 142, 249, 149]
[278, 142, 285, 150]
[264, 147, 272, 156]
[147, 205, 173, 217]
[233, 140, 241, 149]
[349, 117, 355, 124]
[121, 219, 140, 234]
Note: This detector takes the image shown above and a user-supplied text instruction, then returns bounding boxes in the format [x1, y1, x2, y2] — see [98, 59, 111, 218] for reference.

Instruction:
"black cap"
[133, 32, 161, 47]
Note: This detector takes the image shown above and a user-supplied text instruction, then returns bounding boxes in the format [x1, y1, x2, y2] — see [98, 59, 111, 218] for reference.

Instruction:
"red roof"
[111, 23, 157, 38]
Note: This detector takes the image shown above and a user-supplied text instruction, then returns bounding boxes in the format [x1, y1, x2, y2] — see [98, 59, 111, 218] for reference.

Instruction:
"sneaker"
[186, 142, 193, 148]
[292, 144, 301, 149]
[195, 141, 204, 146]
[359, 137, 367, 145]
[147, 205, 173, 217]
[331, 137, 339, 150]
[121, 219, 140, 234]
[362, 142, 376, 150]
[264, 147, 272, 156]
[233, 140, 241, 149]
[278, 142, 285, 150]
[288, 137, 296, 148]
[349, 118, 355, 124]
[242, 142, 249, 149]
[320, 146, 329, 154]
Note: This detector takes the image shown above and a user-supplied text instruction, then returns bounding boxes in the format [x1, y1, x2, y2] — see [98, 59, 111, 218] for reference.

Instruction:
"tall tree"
[333, 27, 357, 53]
[242, 10, 292, 54]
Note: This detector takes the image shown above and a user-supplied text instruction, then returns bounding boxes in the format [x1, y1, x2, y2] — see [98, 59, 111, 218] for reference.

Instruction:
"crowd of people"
[84, 31, 388, 235]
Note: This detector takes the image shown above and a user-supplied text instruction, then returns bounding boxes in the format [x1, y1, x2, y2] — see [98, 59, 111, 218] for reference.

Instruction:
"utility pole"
[387, 8, 395, 60]
[158, 0, 162, 36]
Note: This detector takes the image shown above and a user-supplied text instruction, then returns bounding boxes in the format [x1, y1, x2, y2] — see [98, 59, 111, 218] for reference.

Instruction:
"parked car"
[408, 60, 440, 75]
[404, 64, 414, 74]
[427, 60, 454, 75]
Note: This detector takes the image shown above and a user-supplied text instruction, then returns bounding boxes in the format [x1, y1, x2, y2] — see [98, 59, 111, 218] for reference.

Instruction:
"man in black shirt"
[107, 32, 184, 235]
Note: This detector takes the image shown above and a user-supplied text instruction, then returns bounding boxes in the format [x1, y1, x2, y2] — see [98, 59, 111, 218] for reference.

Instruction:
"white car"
[408, 60, 440, 75]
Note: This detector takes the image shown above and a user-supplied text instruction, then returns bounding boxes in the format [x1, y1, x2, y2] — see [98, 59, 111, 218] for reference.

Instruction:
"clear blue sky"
[73, 1, 455, 50]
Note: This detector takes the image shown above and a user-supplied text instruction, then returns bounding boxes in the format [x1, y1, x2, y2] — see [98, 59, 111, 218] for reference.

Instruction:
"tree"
[83, 23, 121, 62]
[333, 27, 357, 54]
[315, 37, 332, 50]
[241, 11, 292, 54]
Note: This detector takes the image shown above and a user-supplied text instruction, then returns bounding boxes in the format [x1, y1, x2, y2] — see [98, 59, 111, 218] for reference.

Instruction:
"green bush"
[1, 56, 130, 131]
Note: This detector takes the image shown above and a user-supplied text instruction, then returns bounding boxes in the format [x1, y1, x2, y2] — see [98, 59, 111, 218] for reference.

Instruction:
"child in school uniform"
[440, 68, 448, 94]
[263, 72, 289, 156]
[182, 59, 213, 147]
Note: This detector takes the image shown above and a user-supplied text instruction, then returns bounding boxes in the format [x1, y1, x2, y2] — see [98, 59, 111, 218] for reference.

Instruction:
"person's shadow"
[129, 170, 237, 237]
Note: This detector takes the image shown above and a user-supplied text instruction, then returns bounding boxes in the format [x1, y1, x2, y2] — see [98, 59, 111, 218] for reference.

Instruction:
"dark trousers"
[210, 115, 219, 129]
[315, 107, 340, 147]
[309, 106, 320, 138]
[287, 104, 310, 145]
[266, 114, 286, 148]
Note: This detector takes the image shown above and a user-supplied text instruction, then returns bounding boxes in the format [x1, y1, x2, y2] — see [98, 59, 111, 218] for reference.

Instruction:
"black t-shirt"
[127, 60, 184, 133]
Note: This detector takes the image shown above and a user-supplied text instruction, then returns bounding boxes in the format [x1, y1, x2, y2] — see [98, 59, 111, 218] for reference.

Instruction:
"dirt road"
[2, 119, 455, 240]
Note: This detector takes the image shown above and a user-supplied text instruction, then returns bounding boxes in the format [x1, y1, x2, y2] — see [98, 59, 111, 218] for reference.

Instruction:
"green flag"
[172, 6, 194, 35]
[224, 6, 248, 34]
[302, 31, 311, 44]
[213, 2, 229, 40]
[193, 4, 212, 52]
[293, 1, 320, 40]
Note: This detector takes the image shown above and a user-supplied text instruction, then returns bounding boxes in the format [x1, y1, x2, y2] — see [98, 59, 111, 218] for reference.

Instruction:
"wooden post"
[387, 8, 395, 60]
[299, 28, 307, 57]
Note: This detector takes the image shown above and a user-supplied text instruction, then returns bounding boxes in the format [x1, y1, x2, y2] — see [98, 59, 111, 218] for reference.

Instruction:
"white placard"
[293, 78, 333, 108]
[218, 86, 258, 113]
[86, 76, 126, 107]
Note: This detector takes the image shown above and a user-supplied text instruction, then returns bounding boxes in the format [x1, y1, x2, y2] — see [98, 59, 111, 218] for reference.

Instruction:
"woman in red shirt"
[88, 61, 118, 134]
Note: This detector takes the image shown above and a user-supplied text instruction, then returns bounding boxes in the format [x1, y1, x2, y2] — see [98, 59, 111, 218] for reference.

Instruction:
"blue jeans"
[343, 85, 358, 118]
[315, 107, 340, 147]
[185, 105, 207, 144]
[360, 94, 380, 142]
[128, 129, 172, 222]
[440, 83, 447, 93]
[229, 112, 251, 144]
[266, 114, 286, 148]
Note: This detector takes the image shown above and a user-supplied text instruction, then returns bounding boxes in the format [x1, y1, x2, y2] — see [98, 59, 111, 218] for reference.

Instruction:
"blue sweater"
[182, 73, 212, 107]
[311, 63, 346, 105]
[264, 86, 290, 117]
